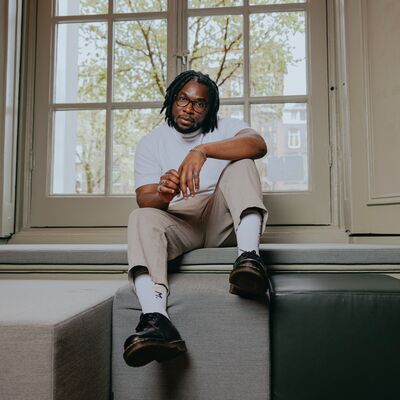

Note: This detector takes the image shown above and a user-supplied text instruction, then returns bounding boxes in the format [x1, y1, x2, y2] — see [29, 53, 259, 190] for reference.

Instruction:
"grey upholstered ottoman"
[0, 279, 124, 400]
[271, 273, 400, 400]
[112, 273, 270, 400]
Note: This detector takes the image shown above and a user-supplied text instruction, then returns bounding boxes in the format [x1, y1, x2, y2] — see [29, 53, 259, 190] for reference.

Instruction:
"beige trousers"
[127, 159, 268, 288]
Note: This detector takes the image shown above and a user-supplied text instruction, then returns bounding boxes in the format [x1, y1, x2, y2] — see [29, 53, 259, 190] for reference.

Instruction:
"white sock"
[236, 209, 262, 256]
[132, 273, 169, 319]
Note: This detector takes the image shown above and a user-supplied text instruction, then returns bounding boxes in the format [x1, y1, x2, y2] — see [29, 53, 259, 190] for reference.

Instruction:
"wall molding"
[362, 0, 400, 206]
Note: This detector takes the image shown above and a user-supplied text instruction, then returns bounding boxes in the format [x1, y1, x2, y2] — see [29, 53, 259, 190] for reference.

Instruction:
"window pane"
[188, 15, 243, 98]
[114, 0, 167, 13]
[56, 0, 108, 16]
[250, 0, 304, 4]
[188, 0, 242, 8]
[114, 20, 167, 101]
[250, 12, 306, 96]
[251, 103, 308, 191]
[54, 23, 107, 103]
[52, 110, 106, 195]
[112, 109, 164, 194]
[218, 105, 244, 120]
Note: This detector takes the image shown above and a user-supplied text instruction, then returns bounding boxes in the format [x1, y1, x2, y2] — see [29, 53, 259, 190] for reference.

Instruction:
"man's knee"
[128, 207, 165, 228]
[220, 159, 257, 182]
[230, 158, 254, 168]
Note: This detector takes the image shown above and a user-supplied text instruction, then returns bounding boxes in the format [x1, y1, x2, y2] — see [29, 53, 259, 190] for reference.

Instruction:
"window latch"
[175, 51, 190, 65]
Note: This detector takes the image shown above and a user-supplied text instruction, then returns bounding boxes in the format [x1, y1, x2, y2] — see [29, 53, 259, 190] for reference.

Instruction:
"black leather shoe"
[229, 250, 272, 300]
[123, 312, 187, 367]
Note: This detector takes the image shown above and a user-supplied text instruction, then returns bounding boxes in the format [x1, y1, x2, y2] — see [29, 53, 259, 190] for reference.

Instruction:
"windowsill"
[8, 225, 349, 245]
[1, 243, 400, 274]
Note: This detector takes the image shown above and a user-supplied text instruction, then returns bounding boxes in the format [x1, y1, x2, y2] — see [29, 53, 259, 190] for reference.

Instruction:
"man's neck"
[177, 127, 202, 139]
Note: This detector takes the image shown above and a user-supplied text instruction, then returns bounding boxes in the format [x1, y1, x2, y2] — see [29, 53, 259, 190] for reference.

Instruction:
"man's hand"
[157, 169, 181, 203]
[178, 148, 207, 199]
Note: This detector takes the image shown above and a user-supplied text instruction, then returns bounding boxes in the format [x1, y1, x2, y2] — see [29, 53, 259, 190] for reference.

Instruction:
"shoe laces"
[136, 313, 158, 331]
[239, 250, 258, 258]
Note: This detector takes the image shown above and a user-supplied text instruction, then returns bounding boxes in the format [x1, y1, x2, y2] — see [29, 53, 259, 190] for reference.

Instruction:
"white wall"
[342, 0, 400, 235]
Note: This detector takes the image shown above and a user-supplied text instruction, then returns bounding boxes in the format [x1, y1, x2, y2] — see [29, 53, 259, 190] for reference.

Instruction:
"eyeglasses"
[175, 94, 208, 113]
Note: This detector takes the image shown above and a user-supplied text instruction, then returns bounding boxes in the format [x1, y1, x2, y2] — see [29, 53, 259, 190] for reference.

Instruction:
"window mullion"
[105, 0, 114, 196]
[167, 0, 179, 82]
[249, 3, 308, 14]
[176, 0, 187, 75]
[186, 7, 243, 17]
[244, 0, 250, 123]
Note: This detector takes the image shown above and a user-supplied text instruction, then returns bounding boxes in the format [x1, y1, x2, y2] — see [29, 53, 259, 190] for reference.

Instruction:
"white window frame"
[25, 0, 331, 230]
[0, 0, 22, 238]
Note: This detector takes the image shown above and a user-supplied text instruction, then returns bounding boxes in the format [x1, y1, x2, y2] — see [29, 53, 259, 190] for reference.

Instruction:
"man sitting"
[124, 70, 271, 367]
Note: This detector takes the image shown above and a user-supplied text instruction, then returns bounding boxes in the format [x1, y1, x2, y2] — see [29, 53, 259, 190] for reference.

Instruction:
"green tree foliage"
[68, 0, 304, 193]
[112, 109, 164, 194]
[114, 19, 167, 101]
[76, 22, 108, 103]
[75, 110, 106, 194]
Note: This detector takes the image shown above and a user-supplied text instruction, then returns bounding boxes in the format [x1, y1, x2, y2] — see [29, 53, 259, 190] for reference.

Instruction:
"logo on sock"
[155, 291, 163, 299]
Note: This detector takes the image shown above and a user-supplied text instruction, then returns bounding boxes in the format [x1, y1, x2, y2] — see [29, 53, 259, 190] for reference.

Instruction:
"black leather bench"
[271, 273, 400, 400]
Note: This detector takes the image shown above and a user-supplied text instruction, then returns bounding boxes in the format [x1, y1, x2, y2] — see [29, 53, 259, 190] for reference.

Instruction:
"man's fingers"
[180, 166, 197, 198]
[167, 169, 182, 197]
[186, 169, 196, 197]
[180, 170, 188, 199]
[158, 177, 177, 195]
[165, 173, 180, 186]
[193, 171, 200, 192]
[168, 169, 180, 179]
[170, 165, 201, 199]
[177, 166, 201, 198]
[159, 170, 181, 195]
[158, 184, 175, 195]
[161, 178, 178, 190]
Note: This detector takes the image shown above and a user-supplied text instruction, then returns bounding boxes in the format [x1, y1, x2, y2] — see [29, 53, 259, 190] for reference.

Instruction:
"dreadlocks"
[161, 70, 220, 134]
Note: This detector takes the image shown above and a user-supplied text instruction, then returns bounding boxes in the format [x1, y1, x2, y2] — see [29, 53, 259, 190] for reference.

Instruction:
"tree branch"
[137, 20, 165, 96]
[214, 17, 243, 86]
[215, 16, 230, 84]
[218, 62, 242, 87]
[189, 17, 202, 69]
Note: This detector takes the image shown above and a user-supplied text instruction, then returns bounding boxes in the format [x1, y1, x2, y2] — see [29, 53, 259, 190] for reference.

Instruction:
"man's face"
[171, 80, 209, 134]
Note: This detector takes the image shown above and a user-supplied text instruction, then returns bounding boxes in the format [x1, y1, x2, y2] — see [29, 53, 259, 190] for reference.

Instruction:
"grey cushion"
[112, 273, 270, 400]
[0, 280, 124, 400]
[0, 244, 128, 265]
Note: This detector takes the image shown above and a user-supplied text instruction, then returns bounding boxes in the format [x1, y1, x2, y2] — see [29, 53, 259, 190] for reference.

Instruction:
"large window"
[30, 0, 331, 227]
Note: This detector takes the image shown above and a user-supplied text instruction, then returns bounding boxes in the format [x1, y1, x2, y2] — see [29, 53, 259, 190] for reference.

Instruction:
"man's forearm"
[197, 131, 267, 161]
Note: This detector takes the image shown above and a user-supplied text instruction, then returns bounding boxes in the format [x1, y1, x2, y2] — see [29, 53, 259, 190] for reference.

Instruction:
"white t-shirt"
[134, 117, 249, 204]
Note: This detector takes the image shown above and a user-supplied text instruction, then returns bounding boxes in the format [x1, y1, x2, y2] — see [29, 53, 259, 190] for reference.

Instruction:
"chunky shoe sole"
[229, 265, 268, 298]
[123, 338, 187, 367]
